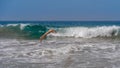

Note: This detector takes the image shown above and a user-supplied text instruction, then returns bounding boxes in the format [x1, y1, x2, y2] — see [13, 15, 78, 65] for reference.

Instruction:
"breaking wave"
[0, 24, 48, 39]
[0, 23, 120, 39]
[49, 26, 120, 38]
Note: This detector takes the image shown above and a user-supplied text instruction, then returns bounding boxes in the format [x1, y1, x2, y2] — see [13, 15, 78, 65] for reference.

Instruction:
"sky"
[0, 0, 120, 21]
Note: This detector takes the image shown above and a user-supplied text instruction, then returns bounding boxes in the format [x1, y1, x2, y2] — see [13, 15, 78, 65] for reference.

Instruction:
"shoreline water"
[0, 21, 120, 68]
[0, 38, 120, 68]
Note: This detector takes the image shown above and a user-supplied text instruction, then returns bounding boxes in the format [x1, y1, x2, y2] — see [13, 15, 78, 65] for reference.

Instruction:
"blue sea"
[0, 21, 120, 68]
[0, 21, 120, 39]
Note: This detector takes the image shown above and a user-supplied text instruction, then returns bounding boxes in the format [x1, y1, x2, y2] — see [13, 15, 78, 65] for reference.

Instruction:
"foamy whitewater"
[50, 26, 120, 38]
[0, 21, 120, 68]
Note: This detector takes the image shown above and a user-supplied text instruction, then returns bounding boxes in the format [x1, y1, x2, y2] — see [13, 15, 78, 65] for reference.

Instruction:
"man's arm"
[39, 29, 56, 42]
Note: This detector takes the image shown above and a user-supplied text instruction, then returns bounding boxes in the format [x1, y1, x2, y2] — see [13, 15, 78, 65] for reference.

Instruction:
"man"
[39, 29, 56, 42]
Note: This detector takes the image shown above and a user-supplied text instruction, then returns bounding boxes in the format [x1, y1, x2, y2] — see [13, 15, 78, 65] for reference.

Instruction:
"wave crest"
[49, 26, 120, 38]
[0, 24, 48, 39]
[1, 23, 120, 39]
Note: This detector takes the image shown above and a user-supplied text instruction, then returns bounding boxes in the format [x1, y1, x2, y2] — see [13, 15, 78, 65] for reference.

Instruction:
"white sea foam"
[3, 23, 30, 30]
[6, 24, 18, 26]
[41, 45, 80, 55]
[50, 26, 120, 38]
[20, 24, 29, 30]
[0, 37, 120, 68]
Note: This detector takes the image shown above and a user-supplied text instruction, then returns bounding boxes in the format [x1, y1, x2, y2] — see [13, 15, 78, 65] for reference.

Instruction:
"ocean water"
[0, 21, 120, 68]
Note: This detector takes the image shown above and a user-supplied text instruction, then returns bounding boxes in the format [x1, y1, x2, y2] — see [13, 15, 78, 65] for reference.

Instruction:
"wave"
[0, 24, 48, 39]
[0, 23, 120, 39]
[49, 25, 120, 38]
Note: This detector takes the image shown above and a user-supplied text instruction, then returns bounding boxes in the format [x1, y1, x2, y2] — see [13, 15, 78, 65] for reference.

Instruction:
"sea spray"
[50, 26, 120, 38]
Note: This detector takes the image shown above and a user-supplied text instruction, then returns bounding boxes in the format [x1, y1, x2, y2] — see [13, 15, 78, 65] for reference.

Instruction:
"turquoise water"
[0, 21, 120, 39]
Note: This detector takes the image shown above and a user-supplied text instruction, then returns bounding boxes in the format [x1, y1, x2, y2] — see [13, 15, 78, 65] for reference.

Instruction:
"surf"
[0, 23, 48, 39]
[49, 25, 120, 38]
[0, 23, 120, 39]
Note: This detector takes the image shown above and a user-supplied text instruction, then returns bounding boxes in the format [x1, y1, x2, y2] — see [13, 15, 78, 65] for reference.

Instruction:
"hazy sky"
[0, 0, 120, 21]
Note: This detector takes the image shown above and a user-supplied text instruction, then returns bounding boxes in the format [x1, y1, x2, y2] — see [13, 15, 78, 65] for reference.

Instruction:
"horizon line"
[0, 20, 120, 22]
